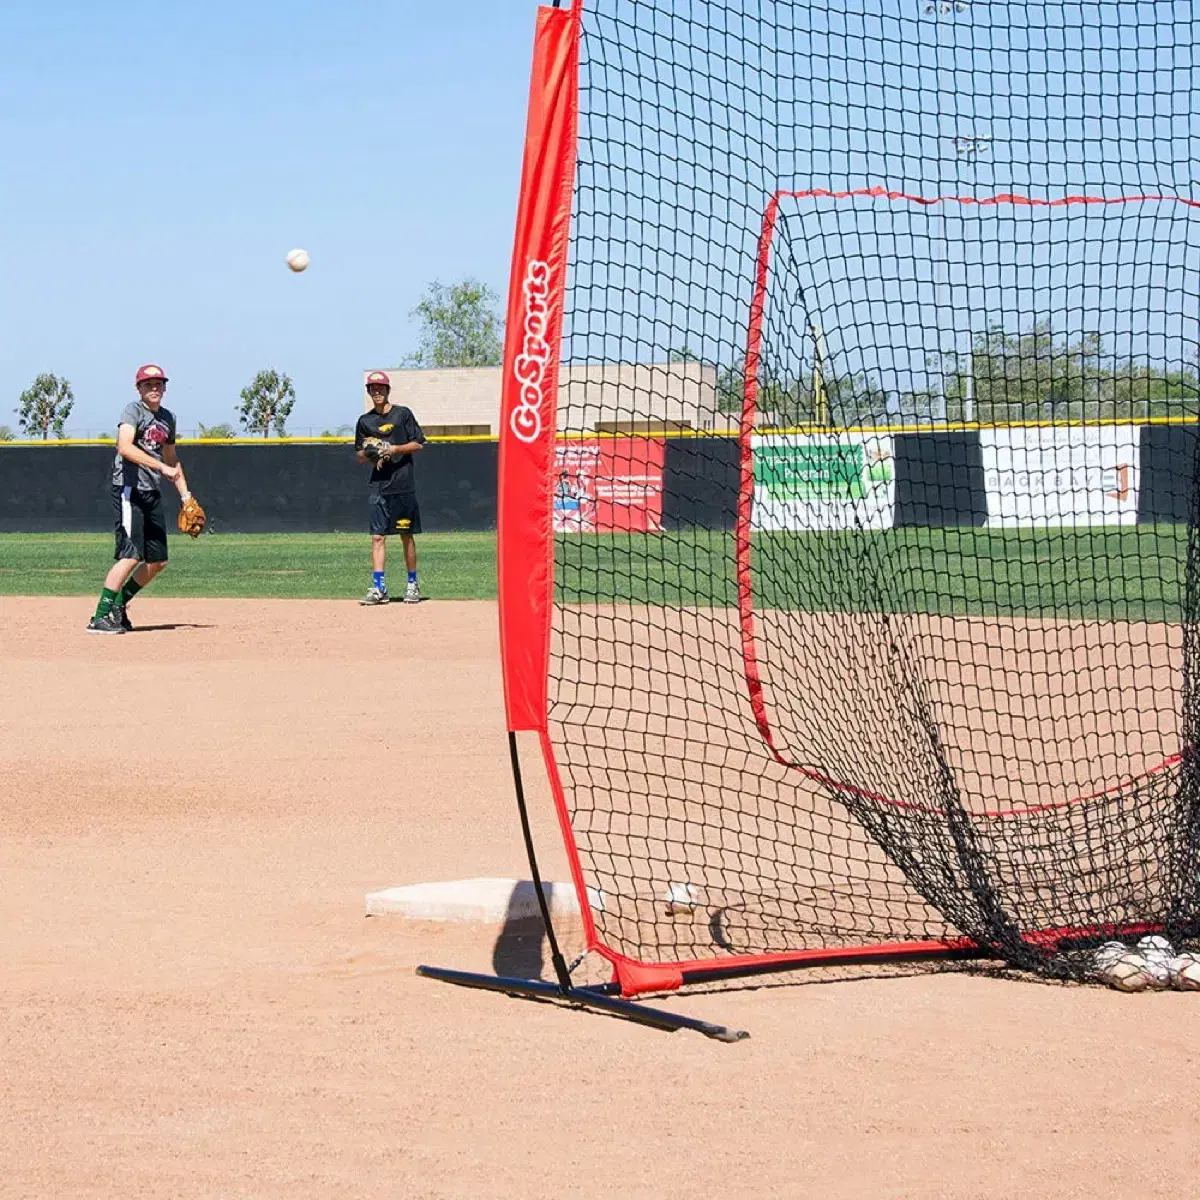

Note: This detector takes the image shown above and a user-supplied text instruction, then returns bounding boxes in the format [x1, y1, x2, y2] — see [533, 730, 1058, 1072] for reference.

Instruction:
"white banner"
[751, 433, 895, 531]
[982, 425, 1140, 527]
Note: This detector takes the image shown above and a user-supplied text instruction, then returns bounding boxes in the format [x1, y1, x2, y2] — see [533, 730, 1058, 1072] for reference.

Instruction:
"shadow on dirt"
[129, 623, 216, 632]
[491, 911, 550, 981]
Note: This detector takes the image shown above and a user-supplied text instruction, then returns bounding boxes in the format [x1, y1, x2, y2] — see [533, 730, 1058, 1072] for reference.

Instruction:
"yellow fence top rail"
[0, 434, 498, 447]
[0, 412, 1195, 448]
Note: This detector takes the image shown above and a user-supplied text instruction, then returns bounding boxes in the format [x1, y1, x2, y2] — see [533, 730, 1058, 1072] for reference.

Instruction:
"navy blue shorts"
[369, 492, 422, 536]
[112, 486, 168, 563]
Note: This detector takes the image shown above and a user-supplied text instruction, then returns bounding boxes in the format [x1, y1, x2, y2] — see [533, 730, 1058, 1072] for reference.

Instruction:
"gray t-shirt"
[111, 400, 176, 491]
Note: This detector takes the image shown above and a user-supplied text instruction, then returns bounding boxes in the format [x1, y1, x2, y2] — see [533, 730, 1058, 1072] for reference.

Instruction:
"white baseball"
[1138, 935, 1175, 955]
[1093, 947, 1155, 992]
[285, 248, 310, 273]
[1092, 941, 1130, 974]
[1168, 952, 1200, 991]
[1137, 936, 1175, 988]
[664, 881, 704, 915]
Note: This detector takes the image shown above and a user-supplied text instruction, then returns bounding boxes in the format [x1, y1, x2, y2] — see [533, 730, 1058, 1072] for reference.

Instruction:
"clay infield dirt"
[4, 596, 1200, 1198]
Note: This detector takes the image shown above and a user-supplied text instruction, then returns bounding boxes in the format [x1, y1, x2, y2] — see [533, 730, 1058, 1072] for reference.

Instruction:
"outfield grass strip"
[0, 528, 1185, 618]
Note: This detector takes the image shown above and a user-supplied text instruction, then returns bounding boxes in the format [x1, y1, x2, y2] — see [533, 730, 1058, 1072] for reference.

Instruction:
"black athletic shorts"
[369, 491, 422, 536]
[112, 486, 168, 564]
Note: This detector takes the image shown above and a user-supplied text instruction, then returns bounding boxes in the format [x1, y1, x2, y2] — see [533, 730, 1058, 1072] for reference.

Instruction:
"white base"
[365, 877, 584, 923]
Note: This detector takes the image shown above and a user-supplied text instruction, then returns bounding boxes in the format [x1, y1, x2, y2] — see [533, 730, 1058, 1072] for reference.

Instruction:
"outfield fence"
[0, 425, 1192, 533]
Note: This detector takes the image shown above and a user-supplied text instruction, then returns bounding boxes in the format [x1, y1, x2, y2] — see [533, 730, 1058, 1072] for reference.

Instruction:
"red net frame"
[488, 5, 1200, 1003]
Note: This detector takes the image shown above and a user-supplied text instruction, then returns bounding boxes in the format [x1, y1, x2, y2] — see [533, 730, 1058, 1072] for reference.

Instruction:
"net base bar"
[417, 922, 1200, 1039]
[416, 939, 990, 1043]
[606, 939, 988, 997]
[414, 965, 751, 1043]
[605, 921, 1200, 997]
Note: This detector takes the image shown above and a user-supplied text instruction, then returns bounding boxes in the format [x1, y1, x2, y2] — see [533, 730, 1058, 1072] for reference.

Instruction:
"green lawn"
[0, 527, 1189, 619]
[560, 526, 1191, 619]
[0, 533, 498, 600]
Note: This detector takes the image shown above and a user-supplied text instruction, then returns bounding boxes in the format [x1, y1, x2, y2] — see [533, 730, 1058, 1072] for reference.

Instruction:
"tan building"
[362, 367, 497, 436]
[363, 362, 737, 436]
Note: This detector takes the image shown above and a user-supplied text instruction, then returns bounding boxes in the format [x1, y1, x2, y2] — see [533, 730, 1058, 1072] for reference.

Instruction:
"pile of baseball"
[1091, 936, 1200, 992]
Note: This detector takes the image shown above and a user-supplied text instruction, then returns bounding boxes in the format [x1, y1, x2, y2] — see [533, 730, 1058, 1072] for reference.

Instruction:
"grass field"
[561, 527, 1188, 618]
[0, 526, 1188, 618]
[0, 533, 498, 600]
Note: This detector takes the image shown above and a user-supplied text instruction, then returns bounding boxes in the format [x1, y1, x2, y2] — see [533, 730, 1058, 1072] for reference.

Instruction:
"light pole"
[810, 320, 829, 428]
[950, 135, 990, 423]
[927, 0, 987, 425]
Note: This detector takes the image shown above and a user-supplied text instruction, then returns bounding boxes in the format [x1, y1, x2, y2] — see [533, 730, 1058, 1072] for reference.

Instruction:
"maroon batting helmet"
[366, 371, 391, 389]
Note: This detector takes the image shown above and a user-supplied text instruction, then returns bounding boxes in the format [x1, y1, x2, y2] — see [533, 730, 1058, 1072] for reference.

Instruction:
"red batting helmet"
[135, 364, 169, 384]
[366, 371, 391, 388]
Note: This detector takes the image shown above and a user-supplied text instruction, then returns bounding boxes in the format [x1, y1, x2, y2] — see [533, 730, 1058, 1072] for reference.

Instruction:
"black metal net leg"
[415, 965, 749, 1042]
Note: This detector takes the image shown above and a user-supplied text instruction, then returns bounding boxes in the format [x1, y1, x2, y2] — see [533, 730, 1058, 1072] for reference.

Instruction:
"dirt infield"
[4, 596, 1200, 1199]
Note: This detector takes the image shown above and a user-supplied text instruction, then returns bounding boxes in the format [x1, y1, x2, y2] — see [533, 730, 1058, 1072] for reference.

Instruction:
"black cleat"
[86, 612, 126, 635]
[111, 603, 133, 632]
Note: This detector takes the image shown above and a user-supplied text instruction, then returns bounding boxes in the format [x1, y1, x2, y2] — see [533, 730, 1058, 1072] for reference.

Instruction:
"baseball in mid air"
[286, 248, 310, 273]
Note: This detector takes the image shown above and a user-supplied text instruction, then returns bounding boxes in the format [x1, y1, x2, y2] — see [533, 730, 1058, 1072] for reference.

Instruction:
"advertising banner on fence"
[982, 425, 1140, 527]
[750, 433, 895, 531]
[553, 438, 665, 533]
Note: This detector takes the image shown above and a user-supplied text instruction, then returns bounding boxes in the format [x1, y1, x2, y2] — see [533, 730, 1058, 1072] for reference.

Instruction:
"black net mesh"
[548, 0, 1200, 979]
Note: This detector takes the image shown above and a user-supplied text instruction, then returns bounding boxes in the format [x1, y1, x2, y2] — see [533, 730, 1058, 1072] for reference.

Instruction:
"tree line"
[703, 322, 1200, 428]
[2, 278, 504, 441]
[18, 285, 1188, 437]
[1, 369, 300, 442]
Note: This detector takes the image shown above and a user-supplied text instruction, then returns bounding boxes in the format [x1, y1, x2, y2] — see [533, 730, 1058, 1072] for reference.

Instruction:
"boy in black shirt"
[354, 371, 427, 604]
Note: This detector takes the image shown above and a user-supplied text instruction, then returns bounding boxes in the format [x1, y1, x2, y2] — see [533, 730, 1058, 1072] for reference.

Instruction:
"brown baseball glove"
[177, 495, 207, 538]
[361, 437, 391, 467]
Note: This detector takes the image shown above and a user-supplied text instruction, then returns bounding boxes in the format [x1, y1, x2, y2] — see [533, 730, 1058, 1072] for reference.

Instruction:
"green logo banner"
[751, 433, 896, 531]
[756, 442, 868, 501]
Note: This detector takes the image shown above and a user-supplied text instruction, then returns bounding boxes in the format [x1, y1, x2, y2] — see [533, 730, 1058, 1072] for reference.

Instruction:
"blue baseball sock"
[373, 570, 386, 592]
[407, 570, 417, 585]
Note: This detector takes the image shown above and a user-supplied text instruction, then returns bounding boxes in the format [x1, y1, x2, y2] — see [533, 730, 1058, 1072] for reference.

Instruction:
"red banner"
[496, 5, 580, 733]
[553, 438, 665, 533]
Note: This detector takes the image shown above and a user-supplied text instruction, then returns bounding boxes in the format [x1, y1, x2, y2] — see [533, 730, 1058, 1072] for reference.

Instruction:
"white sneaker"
[359, 586, 390, 606]
[403, 581, 422, 604]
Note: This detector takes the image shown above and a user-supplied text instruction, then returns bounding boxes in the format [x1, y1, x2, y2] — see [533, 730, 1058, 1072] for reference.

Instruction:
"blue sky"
[5, 0, 1195, 435]
[566, 0, 1198, 395]
[0, 0, 536, 435]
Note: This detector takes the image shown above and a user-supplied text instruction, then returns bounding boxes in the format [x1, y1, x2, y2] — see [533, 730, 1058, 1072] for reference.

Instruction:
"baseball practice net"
[423, 0, 1200, 1033]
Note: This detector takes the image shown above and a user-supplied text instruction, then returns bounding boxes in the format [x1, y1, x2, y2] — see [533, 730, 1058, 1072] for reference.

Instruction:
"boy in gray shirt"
[87, 363, 194, 634]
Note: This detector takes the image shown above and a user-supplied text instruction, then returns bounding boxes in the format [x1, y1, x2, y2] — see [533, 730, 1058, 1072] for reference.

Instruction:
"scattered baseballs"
[285, 248, 310, 273]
